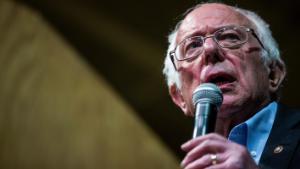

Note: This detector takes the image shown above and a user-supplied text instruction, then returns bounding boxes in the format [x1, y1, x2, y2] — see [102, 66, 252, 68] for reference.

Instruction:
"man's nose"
[202, 37, 224, 65]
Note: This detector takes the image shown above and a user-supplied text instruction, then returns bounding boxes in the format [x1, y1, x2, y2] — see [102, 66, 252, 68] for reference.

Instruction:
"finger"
[205, 162, 227, 169]
[183, 154, 212, 169]
[181, 140, 226, 168]
[181, 133, 227, 152]
[205, 146, 258, 169]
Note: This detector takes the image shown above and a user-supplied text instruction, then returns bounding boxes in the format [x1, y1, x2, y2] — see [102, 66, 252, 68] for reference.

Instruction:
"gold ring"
[210, 154, 217, 165]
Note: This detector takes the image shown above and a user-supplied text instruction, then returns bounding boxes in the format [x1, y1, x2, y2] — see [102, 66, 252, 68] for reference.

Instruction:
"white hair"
[162, 3, 285, 89]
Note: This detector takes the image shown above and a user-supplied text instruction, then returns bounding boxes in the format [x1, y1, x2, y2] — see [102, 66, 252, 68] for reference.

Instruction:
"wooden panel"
[0, 1, 180, 168]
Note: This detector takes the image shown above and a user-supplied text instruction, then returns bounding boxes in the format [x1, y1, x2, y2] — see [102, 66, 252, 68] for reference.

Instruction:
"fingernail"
[180, 160, 186, 168]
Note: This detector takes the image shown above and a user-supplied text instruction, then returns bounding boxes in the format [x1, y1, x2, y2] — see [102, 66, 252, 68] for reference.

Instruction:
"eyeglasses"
[169, 26, 264, 69]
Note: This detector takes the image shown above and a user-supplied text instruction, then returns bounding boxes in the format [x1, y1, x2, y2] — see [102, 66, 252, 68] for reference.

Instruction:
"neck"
[214, 100, 271, 137]
[215, 118, 233, 137]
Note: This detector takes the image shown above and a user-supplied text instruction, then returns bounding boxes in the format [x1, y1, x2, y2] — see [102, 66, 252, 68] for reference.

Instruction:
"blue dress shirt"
[228, 101, 278, 164]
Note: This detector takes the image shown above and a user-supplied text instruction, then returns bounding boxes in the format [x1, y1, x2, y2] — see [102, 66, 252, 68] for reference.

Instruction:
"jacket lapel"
[259, 104, 300, 169]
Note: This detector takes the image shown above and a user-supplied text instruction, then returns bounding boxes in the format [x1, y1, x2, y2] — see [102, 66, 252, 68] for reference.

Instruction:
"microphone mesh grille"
[192, 83, 223, 107]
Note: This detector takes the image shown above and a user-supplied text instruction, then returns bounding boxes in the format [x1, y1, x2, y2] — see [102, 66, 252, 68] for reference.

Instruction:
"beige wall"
[0, 1, 179, 168]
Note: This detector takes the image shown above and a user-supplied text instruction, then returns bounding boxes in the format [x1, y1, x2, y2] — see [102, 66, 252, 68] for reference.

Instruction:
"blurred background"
[0, 0, 299, 168]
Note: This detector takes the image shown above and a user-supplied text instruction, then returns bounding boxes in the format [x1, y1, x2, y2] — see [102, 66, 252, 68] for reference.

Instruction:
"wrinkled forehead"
[177, 3, 253, 43]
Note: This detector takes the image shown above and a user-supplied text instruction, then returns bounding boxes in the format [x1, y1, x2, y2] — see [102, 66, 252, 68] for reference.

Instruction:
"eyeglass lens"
[176, 27, 248, 60]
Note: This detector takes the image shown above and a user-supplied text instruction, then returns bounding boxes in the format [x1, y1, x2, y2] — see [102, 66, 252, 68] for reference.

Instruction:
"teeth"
[215, 81, 231, 86]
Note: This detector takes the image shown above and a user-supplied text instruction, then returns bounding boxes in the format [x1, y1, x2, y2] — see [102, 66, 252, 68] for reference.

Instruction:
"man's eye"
[218, 33, 241, 42]
[184, 40, 203, 52]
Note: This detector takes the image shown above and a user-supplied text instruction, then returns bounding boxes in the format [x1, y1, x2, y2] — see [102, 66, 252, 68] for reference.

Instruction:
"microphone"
[192, 83, 223, 138]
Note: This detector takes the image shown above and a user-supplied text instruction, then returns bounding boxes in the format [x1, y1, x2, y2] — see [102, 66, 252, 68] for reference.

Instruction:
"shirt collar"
[228, 101, 278, 163]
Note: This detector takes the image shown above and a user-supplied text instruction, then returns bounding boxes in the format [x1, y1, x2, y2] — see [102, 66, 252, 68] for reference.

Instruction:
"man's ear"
[268, 60, 286, 93]
[169, 84, 189, 114]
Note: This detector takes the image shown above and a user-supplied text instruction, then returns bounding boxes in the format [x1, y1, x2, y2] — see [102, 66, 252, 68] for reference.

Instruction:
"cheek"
[180, 69, 195, 87]
[178, 61, 202, 89]
[236, 55, 269, 96]
[178, 63, 202, 113]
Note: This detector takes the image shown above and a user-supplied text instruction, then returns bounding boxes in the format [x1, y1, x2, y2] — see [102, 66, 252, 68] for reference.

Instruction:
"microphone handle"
[193, 103, 218, 138]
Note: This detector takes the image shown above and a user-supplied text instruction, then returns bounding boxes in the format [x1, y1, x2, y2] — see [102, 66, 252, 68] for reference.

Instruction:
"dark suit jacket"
[259, 104, 300, 169]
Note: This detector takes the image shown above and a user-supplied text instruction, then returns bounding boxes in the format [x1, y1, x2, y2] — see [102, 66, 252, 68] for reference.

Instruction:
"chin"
[217, 95, 243, 118]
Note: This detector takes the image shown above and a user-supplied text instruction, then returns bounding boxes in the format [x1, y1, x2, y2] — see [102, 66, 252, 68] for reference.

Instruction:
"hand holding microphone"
[181, 83, 258, 169]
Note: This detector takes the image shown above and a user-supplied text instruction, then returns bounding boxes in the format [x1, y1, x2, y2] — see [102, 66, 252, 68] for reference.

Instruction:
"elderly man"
[163, 2, 300, 169]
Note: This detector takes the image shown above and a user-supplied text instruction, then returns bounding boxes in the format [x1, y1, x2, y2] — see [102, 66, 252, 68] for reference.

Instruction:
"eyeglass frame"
[169, 26, 265, 70]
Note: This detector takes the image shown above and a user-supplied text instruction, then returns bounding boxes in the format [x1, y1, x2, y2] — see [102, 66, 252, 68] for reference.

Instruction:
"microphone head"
[192, 83, 223, 108]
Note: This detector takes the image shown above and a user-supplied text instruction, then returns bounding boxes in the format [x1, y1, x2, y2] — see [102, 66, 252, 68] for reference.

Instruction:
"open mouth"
[206, 73, 237, 88]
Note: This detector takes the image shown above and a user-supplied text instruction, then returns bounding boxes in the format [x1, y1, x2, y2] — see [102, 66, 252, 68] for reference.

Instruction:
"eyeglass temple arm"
[169, 51, 178, 71]
[250, 29, 265, 49]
